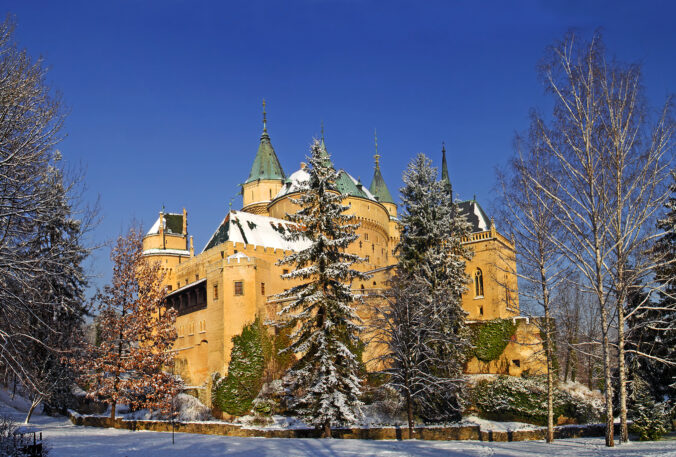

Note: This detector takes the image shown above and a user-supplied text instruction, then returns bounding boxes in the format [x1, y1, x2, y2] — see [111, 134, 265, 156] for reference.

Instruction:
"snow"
[274, 168, 310, 200]
[142, 248, 190, 256]
[464, 415, 540, 432]
[0, 393, 675, 456]
[203, 211, 312, 253]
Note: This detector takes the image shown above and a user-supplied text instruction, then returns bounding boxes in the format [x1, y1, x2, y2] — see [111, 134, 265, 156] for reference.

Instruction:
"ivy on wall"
[468, 319, 518, 362]
[211, 318, 294, 416]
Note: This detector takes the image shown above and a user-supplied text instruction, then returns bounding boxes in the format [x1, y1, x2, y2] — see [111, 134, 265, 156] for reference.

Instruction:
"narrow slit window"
[234, 281, 244, 296]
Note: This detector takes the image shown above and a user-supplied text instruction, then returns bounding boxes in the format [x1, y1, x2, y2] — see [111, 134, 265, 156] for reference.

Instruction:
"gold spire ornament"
[262, 99, 267, 132]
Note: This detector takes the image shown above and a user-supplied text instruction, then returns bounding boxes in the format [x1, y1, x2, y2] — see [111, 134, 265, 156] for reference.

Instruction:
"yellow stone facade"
[141, 117, 544, 402]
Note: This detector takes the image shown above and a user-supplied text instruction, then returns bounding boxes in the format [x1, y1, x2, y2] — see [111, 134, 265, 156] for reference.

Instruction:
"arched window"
[475, 268, 484, 297]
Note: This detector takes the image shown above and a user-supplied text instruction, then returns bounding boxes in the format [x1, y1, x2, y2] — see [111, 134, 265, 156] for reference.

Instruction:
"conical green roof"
[245, 130, 285, 184]
[369, 156, 394, 204]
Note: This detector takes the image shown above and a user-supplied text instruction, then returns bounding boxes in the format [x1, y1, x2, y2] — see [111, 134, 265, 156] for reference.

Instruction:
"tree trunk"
[25, 398, 41, 424]
[617, 301, 629, 443]
[406, 390, 414, 440]
[110, 400, 116, 420]
[600, 305, 614, 447]
[323, 419, 331, 438]
[545, 316, 554, 443]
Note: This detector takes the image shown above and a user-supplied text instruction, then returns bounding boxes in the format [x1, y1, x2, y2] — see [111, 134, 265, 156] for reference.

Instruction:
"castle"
[141, 105, 545, 402]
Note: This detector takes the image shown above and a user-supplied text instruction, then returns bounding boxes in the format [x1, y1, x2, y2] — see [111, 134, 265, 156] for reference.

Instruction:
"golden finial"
[262, 99, 267, 132]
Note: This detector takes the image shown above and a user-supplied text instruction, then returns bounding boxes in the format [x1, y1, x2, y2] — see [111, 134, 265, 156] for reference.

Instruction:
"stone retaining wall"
[68, 412, 616, 442]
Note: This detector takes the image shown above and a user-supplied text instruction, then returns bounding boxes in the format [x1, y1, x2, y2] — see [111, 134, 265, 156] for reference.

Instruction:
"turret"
[142, 207, 191, 290]
[368, 130, 397, 218]
[242, 100, 286, 215]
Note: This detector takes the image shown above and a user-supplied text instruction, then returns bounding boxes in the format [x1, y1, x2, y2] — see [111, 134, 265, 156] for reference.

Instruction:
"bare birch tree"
[495, 127, 566, 442]
[527, 31, 674, 446]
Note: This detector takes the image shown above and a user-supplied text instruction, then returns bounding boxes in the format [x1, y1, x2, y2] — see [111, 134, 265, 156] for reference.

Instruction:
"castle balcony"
[165, 278, 207, 316]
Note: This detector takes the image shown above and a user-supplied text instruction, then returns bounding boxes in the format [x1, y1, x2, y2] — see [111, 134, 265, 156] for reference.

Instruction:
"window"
[283, 269, 289, 275]
[213, 284, 218, 300]
[479, 306, 484, 316]
[234, 281, 244, 296]
[474, 268, 484, 297]
[360, 284, 364, 290]
[269, 189, 272, 199]
[195, 274, 199, 281]
[261, 282, 265, 295]
[365, 233, 369, 241]
[373, 281, 377, 286]
[365, 255, 370, 263]
[512, 359, 521, 368]
[372, 244, 374, 252]
[359, 241, 362, 248]
[167, 285, 172, 291]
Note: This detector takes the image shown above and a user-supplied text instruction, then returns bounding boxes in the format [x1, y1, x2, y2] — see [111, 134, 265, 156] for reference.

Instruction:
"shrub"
[470, 375, 603, 425]
[628, 374, 671, 441]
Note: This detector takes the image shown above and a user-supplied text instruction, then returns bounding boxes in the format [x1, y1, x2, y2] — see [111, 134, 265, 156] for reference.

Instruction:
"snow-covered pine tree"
[276, 139, 367, 438]
[393, 153, 472, 423]
[628, 170, 676, 401]
[78, 228, 180, 419]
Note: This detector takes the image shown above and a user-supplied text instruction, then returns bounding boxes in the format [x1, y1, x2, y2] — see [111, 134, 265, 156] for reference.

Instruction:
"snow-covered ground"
[1, 391, 674, 456]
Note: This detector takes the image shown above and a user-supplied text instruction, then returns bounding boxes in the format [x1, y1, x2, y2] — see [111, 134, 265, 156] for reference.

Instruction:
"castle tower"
[368, 130, 397, 218]
[142, 207, 191, 291]
[241, 100, 286, 215]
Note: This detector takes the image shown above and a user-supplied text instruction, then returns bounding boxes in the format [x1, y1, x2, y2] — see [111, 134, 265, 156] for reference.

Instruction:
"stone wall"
[68, 412, 617, 442]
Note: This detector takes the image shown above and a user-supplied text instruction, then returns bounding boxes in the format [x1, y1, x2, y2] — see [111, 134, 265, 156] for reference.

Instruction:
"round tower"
[241, 100, 286, 215]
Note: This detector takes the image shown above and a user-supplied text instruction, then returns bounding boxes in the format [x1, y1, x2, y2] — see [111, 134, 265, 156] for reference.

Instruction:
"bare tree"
[528, 31, 674, 446]
[495, 127, 566, 442]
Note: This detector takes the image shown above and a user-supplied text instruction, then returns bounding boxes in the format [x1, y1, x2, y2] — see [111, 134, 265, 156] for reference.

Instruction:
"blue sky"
[5, 1, 675, 291]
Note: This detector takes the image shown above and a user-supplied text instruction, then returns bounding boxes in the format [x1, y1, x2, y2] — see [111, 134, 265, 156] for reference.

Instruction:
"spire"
[317, 121, 332, 168]
[369, 132, 394, 204]
[441, 141, 453, 200]
[441, 141, 450, 184]
[245, 100, 285, 183]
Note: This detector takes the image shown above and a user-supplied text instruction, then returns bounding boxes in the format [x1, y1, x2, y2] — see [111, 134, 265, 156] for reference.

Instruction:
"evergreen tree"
[628, 171, 676, 401]
[78, 228, 180, 418]
[277, 139, 367, 437]
[628, 372, 671, 441]
[389, 153, 472, 424]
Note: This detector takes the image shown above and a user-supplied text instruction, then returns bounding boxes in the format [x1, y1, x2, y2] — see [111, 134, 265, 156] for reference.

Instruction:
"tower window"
[359, 241, 362, 248]
[475, 268, 484, 297]
[214, 284, 218, 300]
[283, 269, 289, 275]
[261, 282, 265, 295]
[269, 189, 272, 199]
[479, 306, 484, 316]
[372, 244, 374, 252]
[234, 281, 244, 296]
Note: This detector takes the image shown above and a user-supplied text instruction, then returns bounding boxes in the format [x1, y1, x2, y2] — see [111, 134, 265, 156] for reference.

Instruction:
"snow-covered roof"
[146, 213, 184, 236]
[274, 167, 377, 202]
[457, 200, 492, 233]
[202, 211, 311, 253]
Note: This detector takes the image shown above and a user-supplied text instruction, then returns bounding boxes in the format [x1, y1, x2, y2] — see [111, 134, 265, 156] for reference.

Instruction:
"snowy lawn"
[2, 394, 675, 456]
[11, 414, 676, 456]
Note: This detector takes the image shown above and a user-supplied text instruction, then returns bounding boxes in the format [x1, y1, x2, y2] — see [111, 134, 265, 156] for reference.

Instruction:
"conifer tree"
[389, 153, 472, 424]
[78, 228, 179, 418]
[277, 139, 367, 437]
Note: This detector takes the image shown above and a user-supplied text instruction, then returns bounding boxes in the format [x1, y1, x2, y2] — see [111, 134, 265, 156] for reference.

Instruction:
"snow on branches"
[276, 140, 367, 437]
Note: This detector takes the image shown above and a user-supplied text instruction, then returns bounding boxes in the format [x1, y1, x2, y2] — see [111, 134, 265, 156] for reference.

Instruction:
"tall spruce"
[276, 140, 367, 437]
[390, 153, 472, 424]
